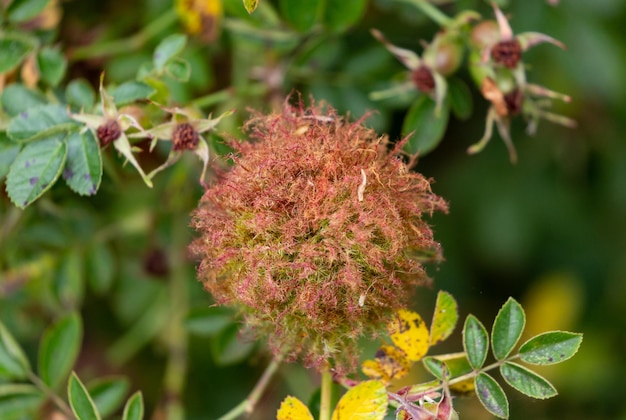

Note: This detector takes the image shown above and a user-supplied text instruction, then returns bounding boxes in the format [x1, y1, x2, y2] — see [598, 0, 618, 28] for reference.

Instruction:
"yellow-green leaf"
[276, 396, 313, 420]
[243, 0, 258, 14]
[175, 0, 223, 42]
[361, 345, 410, 385]
[388, 309, 430, 362]
[331, 380, 387, 420]
[430, 291, 458, 346]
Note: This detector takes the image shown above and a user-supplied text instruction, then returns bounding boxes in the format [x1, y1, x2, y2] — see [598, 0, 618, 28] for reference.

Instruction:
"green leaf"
[63, 130, 102, 196]
[165, 58, 191, 82]
[323, 0, 367, 32]
[122, 391, 144, 420]
[68, 372, 101, 420]
[153, 34, 187, 72]
[210, 323, 256, 366]
[66, 79, 96, 110]
[0, 321, 31, 380]
[474, 373, 509, 419]
[185, 306, 235, 336]
[7, 104, 74, 142]
[463, 315, 489, 369]
[0, 134, 21, 180]
[38, 312, 82, 390]
[6, 134, 67, 208]
[429, 290, 458, 346]
[448, 77, 473, 120]
[402, 95, 449, 155]
[37, 46, 67, 86]
[0, 35, 34, 74]
[110, 81, 156, 106]
[243, 0, 259, 14]
[519, 331, 583, 365]
[88, 376, 129, 418]
[491, 297, 525, 361]
[52, 249, 85, 308]
[0, 84, 46, 116]
[86, 242, 115, 294]
[0, 384, 44, 420]
[499, 362, 557, 399]
[422, 352, 471, 380]
[7, 0, 49, 22]
[279, 0, 323, 32]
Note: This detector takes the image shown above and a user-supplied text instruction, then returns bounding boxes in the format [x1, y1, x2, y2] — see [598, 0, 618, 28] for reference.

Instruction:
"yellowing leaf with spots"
[175, 0, 223, 42]
[362, 345, 411, 384]
[331, 380, 388, 420]
[276, 396, 314, 420]
[243, 0, 259, 14]
[429, 291, 458, 346]
[388, 309, 430, 362]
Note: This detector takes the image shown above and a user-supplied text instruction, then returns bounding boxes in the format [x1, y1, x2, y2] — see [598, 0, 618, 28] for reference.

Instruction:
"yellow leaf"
[277, 396, 314, 420]
[361, 345, 410, 385]
[429, 291, 458, 346]
[175, 0, 223, 42]
[331, 380, 388, 420]
[388, 309, 430, 362]
[243, 0, 259, 14]
[450, 378, 474, 394]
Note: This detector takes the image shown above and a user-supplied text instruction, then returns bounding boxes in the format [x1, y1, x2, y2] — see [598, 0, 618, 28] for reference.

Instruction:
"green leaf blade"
[0, 36, 33, 73]
[68, 372, 101, 420]
[7, 104, 74, 142]
[63, 130, 102, 196]
[110, 81, 156, 107]
[0, 134, 21, 181]
[7, 0, 49, 22]
[402, 95, 449, 155]
[122, 391, 144, 420]
[323, 0, 367, 32]
[475, 373, 509, 419]
[279, 0, 323, 32]
[463, 315, 489, 369]
[1, 84, 46, 116]
[88, 376, 129, 418]
[153, 34, 187, 72]
[0, 321, 31, 380]
[519, 331, 583, 365]
[6, 134, 67, 208]
[429, 290, 458, 346]
[0, 384, 44, 420]
[500, 362, 557, 399]
[37, 46, 67, 86]
[38, 312, 83, 390]
[65, 79, 96, 110]
[86, 242, 115, 294]
[492, 297, 526, 360]
[185, 306, 235, 337]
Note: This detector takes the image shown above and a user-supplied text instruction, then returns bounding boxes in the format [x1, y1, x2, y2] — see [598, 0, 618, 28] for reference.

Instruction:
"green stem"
[398, 0, 452, 27]
[191, 84, 267, 109]
[69, 8, 178, 61]
[28, 371, 74, 418]
[319, 368, 333, 420]
[217, 357, 282, 420]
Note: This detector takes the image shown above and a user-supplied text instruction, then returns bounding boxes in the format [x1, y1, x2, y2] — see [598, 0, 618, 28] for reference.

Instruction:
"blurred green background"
[1, 0, 625, 419]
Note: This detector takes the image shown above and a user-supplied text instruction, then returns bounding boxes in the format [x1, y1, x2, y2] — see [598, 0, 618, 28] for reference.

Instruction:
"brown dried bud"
[504, 89, 524, 115]
[172, 122, 200, 151]
[96, 119, 121, 147]
[491, 39, 522, 68]
[411, 66, 436, 93]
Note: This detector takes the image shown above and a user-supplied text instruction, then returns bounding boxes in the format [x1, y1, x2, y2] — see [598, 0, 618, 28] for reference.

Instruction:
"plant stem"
[398, 0, 452, 27]
[319, 367, 333, 420]
[28, 371, 74, 418]
[69, 8, 178, 61]
[191, 84, 267, 109]
[217, 357, 282, 420]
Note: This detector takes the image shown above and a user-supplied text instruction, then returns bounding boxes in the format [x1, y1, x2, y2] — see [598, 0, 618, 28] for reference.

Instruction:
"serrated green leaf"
[279, 0, 323, 32]
[38, 312, 82, 390]
[68, 372, 101, 420]
[185, 306, 235, 336]
[7, 0, 49, 22]
[0, 36, 34, 74]
[7, 104, 74, 142]
[6, 134, 67, 208]
[448, 77, 473, 120]
[109, 81, 156, 106]
[519, 331, 582, 365]
[210, 323, 256, 366]
[422, 357, 447, 380]
[0, 321, 31, 380]
[463, 315, 489, 369]
[165, 57, 191, 82]
[86, 242, 115, 294]
[63, 130, 102, 196]
[0, 384, 44, 420]
[0, 134, 21, 180]
[66, 79, 96, 110]
[475, 373, 509, 419]
[122, 391, 144, 420]
[153, 34, 187, 72]
[429, 290, 458, 346]
[88, 376, 129, 418]
[402, 95, 449, 155]
[492, 298, 525, 361]
[243, 0, 259, 14]
[499, 362, 557, 399]
[52, 249, 85, 308]
[37, 46, 67, 86]
[0, 84, 46, 116]
[323, 0, 367, 32]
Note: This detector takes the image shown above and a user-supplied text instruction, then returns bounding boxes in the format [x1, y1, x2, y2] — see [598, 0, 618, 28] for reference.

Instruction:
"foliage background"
[1, 0, 625, 418]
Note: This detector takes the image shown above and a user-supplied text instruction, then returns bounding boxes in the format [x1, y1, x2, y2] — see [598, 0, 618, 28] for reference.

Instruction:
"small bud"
[172, 122, 200, 151]
[470, 20, 500, 50]
[96, 119, 122, 147]
[411, 66, 436, 93]
[491, 39, 522, 68]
